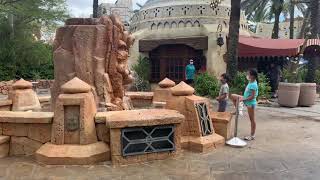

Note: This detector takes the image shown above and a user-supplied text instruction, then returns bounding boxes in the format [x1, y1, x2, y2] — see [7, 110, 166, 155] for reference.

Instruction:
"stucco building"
[128, 0, 250, 83]
[254, 17, 304, 39]
[98, 0, 133, 29]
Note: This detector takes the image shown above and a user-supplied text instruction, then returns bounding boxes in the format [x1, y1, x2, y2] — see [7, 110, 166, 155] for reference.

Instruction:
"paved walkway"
[1, 101, 320, 180]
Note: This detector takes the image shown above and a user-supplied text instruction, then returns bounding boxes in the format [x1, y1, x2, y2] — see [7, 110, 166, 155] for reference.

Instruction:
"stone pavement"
[1, 101, 320, 180]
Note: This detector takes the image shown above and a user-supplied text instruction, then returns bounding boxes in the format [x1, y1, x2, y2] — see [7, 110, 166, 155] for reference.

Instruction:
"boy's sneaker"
[244, 135, 255, 141]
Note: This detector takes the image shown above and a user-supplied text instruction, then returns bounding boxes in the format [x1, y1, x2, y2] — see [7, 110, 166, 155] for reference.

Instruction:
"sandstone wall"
[0, 80, 54, 95]
[51, 15, 134, 110]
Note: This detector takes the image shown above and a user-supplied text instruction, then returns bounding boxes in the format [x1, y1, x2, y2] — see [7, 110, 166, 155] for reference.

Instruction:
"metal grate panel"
[121, 125, 175, 157]
[195, 103, 214, 136]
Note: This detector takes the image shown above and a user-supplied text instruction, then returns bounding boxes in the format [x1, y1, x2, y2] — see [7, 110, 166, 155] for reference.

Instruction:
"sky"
[66, 0, 147, 17]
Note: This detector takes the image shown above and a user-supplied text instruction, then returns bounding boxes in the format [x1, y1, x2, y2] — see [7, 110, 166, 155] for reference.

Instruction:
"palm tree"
[241, 0, 306, 39]
[306, 0, 320, 83]
[93, 0, 99, 18]
[227, 0, 241, 79]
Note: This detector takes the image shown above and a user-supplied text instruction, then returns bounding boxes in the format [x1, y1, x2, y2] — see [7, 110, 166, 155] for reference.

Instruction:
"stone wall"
[52, 16, 134, 111]
[0, 112, 54, 156]
[0, 111, 112, 157]
[0, 80, 54, 95]
[130, 1, 248, 32]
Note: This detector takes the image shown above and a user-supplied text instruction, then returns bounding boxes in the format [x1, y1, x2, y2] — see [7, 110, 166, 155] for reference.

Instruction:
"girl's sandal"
[244, 135, 255, 141]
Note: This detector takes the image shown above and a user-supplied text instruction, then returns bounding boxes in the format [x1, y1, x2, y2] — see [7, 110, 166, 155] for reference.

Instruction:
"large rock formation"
[51, 15, 135, 110]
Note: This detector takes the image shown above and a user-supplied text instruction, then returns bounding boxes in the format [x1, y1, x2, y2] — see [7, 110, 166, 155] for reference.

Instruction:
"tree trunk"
[306, 0, 320, 83]
[272, 9, 282, 39]
[93, 0, 99, 18]
[289, 0, 295, 39]
[299, 8, 310, 39]
[227, 0, 241, 79]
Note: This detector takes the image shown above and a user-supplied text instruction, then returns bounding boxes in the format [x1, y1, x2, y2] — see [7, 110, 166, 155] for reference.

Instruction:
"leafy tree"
[0, 0, 68, 81]
[306, 0, 320, 83]
[241, 0, 307, 39]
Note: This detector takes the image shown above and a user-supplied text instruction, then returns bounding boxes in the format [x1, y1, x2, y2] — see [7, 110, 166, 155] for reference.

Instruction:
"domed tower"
[129, 0, 250, 83]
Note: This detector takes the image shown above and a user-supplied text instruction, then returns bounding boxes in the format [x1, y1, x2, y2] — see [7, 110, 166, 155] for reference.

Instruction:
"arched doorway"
[149, 44, 206, 82]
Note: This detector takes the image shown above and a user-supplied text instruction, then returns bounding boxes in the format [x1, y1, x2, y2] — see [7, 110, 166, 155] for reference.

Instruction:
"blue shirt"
[186, 64, 196, 80]
[243, 81, 259, 106]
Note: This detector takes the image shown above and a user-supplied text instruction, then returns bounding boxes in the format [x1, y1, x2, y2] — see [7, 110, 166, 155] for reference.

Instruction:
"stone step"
[0, 135, 10, 158]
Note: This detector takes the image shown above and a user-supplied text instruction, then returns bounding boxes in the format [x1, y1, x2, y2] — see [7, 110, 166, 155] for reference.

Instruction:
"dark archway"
[304, 45, 320, 82]
[149, 44, 206, 83]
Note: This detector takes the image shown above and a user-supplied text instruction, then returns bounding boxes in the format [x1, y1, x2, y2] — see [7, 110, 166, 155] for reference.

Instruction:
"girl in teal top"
[231, 69, 259, 141]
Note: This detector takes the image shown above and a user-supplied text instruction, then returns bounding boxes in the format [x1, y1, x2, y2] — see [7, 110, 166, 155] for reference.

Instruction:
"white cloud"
[66, 0, 148, 17]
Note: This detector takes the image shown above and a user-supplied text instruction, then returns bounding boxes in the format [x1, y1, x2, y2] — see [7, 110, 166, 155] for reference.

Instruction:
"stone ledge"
[125, 92, 154, 100]
[0, 111, 53, 124]
[0, 100, 12, 106]
[103, 109, 185, 128]
[0, 136, 9, 144]
[181, 134, 225, 153]
[38, 96, 51, 103]
[35, 142, 110, 165]
[211, 112, 233, 124]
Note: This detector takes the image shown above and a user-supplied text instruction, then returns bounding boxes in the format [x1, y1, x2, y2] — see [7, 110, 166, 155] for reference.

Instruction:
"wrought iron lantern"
[210, 0, 222, 9]
[217, 34, 224, 47]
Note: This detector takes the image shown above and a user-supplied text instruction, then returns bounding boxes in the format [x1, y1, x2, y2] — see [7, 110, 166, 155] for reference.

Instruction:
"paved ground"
[1, 99, 320, 180]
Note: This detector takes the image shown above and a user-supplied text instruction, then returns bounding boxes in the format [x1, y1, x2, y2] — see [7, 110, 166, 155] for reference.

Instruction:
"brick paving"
[1, 103, 320, 180]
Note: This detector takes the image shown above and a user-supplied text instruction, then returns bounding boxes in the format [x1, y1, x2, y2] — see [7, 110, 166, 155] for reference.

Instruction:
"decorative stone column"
[36, 77, 110, 165]
[166, 82, 225, 152]
[153, 78, 176, 108]
[11, 79, 41, 111]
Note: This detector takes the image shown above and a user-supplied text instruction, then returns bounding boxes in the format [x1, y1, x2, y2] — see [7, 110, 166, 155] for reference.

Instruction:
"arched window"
[178, 21, 185, 28]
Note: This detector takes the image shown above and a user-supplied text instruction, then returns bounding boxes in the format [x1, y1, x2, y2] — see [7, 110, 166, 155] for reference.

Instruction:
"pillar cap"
[61, 77, 91, 94]
[12, 79, 33, 90]
[171, 81, 195, 96]
[159, 78, 176, 88]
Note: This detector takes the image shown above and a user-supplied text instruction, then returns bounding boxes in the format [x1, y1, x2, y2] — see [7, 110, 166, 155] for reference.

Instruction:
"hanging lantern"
[217, 34, 224, 47]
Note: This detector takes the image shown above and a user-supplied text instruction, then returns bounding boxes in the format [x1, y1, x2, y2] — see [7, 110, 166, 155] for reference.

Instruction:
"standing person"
[230, 69, 259, 141]
[185, 59, 196, 85]
[216, 73, 230, 112]
[268, 63, 281, 98]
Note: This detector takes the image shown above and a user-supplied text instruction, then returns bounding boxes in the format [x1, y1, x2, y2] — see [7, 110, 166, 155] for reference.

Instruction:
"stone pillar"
[51, 15, 134, 111]
[166, 82, 225, 152]
[36, 77, 110, 165]
[153, 78, 176, 108]
[11, 79, 41, 112]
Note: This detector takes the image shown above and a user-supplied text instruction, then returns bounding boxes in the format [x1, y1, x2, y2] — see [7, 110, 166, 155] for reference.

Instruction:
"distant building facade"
[98, 0, 133, 29]
[129, 0, 251, 82]
[254, 17, 304, 39]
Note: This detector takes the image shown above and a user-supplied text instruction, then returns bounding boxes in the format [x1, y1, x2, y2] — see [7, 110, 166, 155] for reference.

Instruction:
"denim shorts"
[245, 104, 256, 109]
[218, 100, 228, 112]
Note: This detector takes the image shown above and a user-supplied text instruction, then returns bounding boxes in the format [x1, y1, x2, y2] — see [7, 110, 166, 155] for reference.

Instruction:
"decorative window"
[166, 7, 174, 16]
[154, 8, 160, 17]
[197, 6, 206, 15]
[121, 125, 175, 156]
[143, 11, 148, 19]
[182, 6, 190, 15]
[195, 103, 214, 136]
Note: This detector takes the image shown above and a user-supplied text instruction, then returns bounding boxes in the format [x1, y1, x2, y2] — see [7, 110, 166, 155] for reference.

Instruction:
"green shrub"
[258, 73, 271, 99]
[194, 73, 219, 98]
[315, 70, 320, 85]
[132, 56, 151, 91]
[230, 72, 271, 99]
[230, 72, 247, 94]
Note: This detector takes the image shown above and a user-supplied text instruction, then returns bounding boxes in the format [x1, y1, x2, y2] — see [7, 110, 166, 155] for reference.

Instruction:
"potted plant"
[278, 59, 302, 107]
